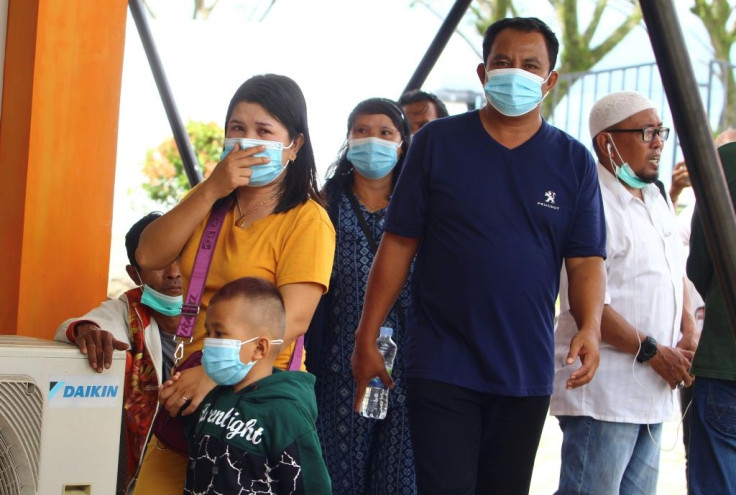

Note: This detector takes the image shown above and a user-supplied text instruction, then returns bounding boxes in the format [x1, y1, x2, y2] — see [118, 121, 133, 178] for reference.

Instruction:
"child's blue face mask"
[220, 138, 293, 187]
[202, 336, 283, 386]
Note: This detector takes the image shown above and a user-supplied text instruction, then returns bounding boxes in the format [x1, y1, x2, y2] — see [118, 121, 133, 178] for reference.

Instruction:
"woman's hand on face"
[158, 365, 215, 417]
[204, 144, 270, 199]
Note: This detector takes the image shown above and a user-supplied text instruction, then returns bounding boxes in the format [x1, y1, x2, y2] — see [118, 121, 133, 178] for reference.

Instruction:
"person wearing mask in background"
[551, 91, 699, 495]
[398, 89, 449, 135]
[55, 212, 181, 494]
[686, 139, 736, 495]
[308, 98, 415, 494]
[133, 74, 336, 494]
[352, 17, 607, 495]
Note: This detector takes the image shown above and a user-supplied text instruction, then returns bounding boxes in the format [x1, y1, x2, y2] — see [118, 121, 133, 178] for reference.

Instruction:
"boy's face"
[205, 297, 258, 364]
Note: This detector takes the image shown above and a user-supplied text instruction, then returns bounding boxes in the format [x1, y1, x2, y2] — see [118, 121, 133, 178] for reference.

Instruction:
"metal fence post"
[641, 0, 736, 338]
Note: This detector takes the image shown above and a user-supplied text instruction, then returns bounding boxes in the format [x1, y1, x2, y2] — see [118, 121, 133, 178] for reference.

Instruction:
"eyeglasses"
[607, 127, 670, 142]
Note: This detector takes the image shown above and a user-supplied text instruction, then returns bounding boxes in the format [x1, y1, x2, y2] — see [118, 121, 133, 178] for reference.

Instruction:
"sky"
[108, 0, 722, 286]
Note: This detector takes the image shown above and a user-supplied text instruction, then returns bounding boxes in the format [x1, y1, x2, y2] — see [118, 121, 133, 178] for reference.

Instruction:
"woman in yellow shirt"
[133, 74, 335, 494]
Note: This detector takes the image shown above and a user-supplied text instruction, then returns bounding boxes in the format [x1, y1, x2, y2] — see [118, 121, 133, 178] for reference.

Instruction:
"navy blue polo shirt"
[385, 110, 606, 396]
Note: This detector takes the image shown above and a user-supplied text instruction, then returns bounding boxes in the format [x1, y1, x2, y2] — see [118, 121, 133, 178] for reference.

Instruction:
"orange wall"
[0, 0, 127, 337]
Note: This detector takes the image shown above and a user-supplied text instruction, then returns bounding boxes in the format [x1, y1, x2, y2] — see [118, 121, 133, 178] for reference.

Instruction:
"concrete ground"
[530, 414, 687, 494]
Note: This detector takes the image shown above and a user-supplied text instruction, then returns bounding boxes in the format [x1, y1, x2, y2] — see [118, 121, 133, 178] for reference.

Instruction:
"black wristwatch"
[636, 336, 658, 363]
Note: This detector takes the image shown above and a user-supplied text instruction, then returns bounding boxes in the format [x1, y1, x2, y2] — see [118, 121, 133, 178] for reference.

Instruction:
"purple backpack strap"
[172, 202, 228, 365]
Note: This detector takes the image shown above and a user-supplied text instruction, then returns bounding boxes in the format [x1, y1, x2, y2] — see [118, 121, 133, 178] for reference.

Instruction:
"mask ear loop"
[237, 337, 283, 367]
[133, 268, 144, 288]
[539, 71, 556, 102]
[282, 139, 296, 166]
[606, 133, 627, 177]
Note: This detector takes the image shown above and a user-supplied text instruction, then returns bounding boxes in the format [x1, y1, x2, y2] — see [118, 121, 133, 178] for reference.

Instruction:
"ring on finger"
[676, 381, 684, 390]
[181, 395, 190, 402]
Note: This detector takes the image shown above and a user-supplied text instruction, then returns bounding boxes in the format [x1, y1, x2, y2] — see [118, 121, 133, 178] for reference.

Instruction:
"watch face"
[637, 336, 657, 362]
[636, 337, 657, 363]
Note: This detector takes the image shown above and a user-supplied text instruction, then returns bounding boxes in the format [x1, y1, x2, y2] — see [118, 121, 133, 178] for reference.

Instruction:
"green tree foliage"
[690, 0, 736, 130]
[412, 0, 515, 59]
[142, 121, 223, 207]
[471, 0, 518, 35]
[542, 0, 641, 115]
[415, 0, 642, 116]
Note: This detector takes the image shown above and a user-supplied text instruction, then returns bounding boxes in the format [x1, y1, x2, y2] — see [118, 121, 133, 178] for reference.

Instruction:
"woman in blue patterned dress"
[308, 98, 415, 495]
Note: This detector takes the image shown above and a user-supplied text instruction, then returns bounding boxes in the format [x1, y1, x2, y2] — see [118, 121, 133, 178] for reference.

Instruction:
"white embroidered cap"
[589, 91, 657, 139]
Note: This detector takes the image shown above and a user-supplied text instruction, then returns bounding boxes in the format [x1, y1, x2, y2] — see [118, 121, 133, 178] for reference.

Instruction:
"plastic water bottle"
[359, 327, 397, 420]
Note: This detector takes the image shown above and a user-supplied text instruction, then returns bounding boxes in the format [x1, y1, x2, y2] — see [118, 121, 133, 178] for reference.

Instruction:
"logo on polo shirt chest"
[537, 190, 560, 210]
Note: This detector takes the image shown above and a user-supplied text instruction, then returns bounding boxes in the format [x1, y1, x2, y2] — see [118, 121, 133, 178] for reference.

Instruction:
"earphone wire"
[624, 185, 688, 453]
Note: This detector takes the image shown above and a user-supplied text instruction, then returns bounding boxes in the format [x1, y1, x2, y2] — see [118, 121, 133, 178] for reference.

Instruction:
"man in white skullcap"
[550, 90, 699, 495]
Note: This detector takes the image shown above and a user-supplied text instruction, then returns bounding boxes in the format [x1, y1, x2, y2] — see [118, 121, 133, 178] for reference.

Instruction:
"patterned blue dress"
[314, 188, 416, 495]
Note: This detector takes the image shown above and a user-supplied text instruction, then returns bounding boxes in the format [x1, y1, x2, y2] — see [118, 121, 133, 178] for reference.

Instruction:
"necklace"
[236, 191, 283, 228]
[352, 188, 390, 213]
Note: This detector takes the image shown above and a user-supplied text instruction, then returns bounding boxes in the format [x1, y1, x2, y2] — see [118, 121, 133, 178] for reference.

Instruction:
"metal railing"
[438, 60, 732, 174]
[706, 59, 736, 132]
[546, 62, 710, 172]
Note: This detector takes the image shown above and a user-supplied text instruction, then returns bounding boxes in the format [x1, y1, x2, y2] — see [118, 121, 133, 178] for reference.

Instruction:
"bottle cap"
[379, 327, 393, 337]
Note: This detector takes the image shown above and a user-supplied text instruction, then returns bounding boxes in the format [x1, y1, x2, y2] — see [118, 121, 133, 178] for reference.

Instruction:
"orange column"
[0, 0, 127, 337]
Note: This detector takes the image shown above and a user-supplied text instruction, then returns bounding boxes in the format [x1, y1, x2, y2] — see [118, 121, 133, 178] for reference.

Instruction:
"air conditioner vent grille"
[0, 431, 22, 495]
[0, 376, 43, 494]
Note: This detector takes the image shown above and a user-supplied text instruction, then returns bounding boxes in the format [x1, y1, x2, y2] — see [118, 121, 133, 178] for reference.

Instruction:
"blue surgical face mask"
[140, 284, 182, 316]
[220, 138, 293, 187]
[201, 336, 284, 386]
[606, 135, 648, 189]
[347, 137, 401, 180]
[484, 68, 550, 117]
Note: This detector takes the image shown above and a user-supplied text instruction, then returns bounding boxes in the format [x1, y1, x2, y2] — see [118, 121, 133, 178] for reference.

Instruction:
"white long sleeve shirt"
[54, 291, 167, 385]
[551, 163, 683, 423]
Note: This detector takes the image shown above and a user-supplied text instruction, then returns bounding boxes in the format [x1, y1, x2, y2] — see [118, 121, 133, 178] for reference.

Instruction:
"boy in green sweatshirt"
[169, 276, 331, 494]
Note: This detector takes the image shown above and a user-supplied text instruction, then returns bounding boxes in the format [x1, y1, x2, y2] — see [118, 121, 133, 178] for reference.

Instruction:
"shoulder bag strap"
[345, 185, 378, 252]
[172, 201, 229, 367]
[288, 336, 304, 371]
[343, 185, 407, 330]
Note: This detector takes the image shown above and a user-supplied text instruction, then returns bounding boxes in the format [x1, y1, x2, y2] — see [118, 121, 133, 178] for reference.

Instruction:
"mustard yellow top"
[179, 198, 336, 369]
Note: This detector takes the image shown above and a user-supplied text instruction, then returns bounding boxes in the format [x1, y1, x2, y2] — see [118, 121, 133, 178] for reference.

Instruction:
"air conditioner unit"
[0, 335, 125, 495]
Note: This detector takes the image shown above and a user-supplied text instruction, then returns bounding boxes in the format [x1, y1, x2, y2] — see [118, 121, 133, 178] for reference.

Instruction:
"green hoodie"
[184, 369, 331, 494]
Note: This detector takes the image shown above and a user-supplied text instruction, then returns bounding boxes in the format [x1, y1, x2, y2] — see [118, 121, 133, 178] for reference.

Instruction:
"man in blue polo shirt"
[351, 17, 607, 495]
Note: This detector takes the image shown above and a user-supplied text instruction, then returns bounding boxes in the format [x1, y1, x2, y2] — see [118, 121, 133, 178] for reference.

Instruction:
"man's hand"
[351, 330, 394, 413]
[160, 371, 182, 390]
[74, 322, 129, 372]
[158, 365, 215, 417]
[648, 345, 694, 389]
[565, 328, 600, 389]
